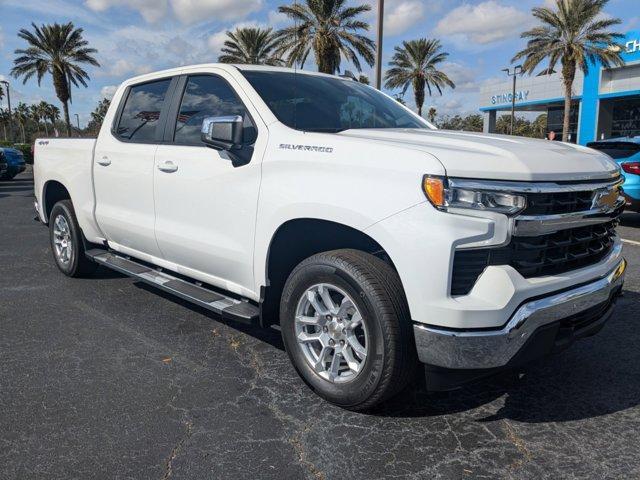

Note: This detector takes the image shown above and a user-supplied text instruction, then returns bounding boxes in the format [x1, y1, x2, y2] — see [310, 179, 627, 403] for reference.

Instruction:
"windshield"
[241, 71, 433, 133]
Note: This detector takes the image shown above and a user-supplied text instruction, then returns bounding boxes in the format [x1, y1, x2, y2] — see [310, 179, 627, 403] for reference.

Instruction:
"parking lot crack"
[502, 420, 532, 472]
[161, 419, 193, 480]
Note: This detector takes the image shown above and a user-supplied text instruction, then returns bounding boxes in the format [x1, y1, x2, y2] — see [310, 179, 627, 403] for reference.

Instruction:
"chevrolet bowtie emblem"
[592, 187, 620, 211]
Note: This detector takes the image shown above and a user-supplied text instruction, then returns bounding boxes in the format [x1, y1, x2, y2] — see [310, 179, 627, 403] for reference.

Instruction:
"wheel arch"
[260, 217, 407, 326]
[42, 180, 72, 223]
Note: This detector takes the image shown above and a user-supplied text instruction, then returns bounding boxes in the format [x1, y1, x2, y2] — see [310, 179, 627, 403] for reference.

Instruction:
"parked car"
[33, 65, 627, 410]
[0, 146, 26, 180]
[587, 137, 640, 212]
[0, 151, 8, 178]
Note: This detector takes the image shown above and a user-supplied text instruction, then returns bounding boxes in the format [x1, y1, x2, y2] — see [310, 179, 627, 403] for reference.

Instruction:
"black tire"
[280, 249, 416, 411]
[49, 199, 97, 277]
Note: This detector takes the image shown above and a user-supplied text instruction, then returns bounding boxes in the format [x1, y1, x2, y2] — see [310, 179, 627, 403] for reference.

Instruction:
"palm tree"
[384, 39, 455, 117]
[45, 103, 60, 134]
[275, 0, 375, 74]
[0, 109, 9, 141]
[29, 104, 42, 134]
[11, 22, 99, 137]
[37, 101, 50, 136]
[15, 103, 29, 143]
[512, 0, 624, 141]
[427, 107, 437, 124]
[218, 27, 283, 66]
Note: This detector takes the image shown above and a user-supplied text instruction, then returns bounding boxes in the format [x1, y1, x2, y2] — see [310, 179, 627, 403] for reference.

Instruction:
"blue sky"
[0, 0, 638, 126]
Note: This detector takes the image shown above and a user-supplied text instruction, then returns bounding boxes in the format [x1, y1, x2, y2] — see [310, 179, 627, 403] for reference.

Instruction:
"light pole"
[74, 113, 80, 133]
[374, 0, 384, 89]
[502, 65, 522, 135]
[1, 80, 14, 143]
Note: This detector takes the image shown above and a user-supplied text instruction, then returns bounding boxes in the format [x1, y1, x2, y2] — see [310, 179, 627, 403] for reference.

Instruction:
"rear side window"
[174, 75, 255, 145]
[588, 141, 640, 159]
[115, 79, 172, 142]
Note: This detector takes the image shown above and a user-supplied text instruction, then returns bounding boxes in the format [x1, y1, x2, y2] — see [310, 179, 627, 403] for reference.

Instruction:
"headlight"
[422, 175, 526, 215]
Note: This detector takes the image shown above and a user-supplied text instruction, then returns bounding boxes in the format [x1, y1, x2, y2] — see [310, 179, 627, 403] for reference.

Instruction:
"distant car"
[588, 137, 640, 212]
[0, 151, 8, 178]
[0, 147, 26, 180]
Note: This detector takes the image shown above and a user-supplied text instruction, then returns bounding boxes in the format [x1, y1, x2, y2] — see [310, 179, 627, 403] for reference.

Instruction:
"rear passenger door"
[153, 71, 264, 296]
[94, 77, 177, 258]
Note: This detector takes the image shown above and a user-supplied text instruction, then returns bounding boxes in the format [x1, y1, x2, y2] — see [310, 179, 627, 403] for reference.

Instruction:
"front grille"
[521, 190, 594, 215]
[451, 220, 618, 296]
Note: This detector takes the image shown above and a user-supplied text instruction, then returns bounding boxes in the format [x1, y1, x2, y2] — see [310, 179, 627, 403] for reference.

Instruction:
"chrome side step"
[86, 249, 259, 325]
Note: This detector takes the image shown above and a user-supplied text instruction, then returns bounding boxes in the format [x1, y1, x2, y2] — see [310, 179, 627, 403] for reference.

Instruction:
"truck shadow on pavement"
[379, 289, 640, 422]
[132, 281, 287, 351]
[126, 271, 640, 423]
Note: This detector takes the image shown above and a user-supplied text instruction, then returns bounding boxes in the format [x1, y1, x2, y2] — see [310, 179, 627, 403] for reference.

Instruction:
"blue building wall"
[578, 30, 640, 145]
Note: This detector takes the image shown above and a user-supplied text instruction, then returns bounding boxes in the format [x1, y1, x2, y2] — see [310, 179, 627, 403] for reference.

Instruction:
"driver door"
[153, 72, 263, 295]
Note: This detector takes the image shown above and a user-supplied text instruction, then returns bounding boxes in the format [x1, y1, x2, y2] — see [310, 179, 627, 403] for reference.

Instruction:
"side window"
[174, 75, 256, 145]
[115, 79, 172, 142]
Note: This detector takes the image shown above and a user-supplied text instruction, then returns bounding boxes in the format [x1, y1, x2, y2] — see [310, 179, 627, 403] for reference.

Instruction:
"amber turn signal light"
[423, 176, 445, 207]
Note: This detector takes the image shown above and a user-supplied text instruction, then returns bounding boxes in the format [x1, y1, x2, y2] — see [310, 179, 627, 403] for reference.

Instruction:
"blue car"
[587, 137, 640, 212]
[0, 147, 26, 180]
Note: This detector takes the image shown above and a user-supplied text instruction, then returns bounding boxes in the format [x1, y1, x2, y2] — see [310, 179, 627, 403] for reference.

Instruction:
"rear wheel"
[49, 200, 97, 277]
[280, 249, 416, 411]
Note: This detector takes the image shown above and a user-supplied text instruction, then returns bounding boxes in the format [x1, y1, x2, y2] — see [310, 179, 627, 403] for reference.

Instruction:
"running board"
[86, 249, 259, 325]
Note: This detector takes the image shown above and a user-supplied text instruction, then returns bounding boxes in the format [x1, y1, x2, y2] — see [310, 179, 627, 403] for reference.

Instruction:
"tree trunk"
[20, 123, 25, 143]
[52, 68, 72, 137]
[413, 77, 425, 117]
[561, 61, 576, 143]
[44, 122, 49, 137]
[62, 101, 72, 137]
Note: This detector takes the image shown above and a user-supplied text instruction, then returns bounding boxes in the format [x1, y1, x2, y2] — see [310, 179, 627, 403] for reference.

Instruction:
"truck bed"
[33, 138, 103, 241]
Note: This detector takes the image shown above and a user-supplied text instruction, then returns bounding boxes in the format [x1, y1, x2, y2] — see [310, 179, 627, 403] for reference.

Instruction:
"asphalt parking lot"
[2, 170, 640, 480]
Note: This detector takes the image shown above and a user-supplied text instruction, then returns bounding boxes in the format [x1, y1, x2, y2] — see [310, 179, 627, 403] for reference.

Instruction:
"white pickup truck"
[34, 64, 627, 410]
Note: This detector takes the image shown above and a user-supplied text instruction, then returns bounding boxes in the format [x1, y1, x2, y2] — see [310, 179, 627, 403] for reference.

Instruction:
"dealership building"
[480, 30, 640, 145]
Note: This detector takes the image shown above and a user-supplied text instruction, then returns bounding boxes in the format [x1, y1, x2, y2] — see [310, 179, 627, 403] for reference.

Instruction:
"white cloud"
[208, 30, 229, 56]
[104, 59, 152, 77]
[434, 1, 531, 45]
[207, 20, 264, 56]
[267, 9, 288, 27]
[100, 85, 118, 100]
[441, 62, 479, 92]
[85, 0, 261, 25]
[170, 0, 262, 25]
[85, 0, 168, 23]
[385, 1, 425, 36]
[366, 0, 440, 37]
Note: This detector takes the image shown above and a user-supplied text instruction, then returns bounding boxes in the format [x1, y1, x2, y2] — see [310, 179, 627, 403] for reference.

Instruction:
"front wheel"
[49, 200, 97, 277]
[280, 249, 416, 411]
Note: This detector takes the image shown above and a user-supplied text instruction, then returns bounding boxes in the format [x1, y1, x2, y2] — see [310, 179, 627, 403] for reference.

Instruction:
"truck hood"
[338, 128, 620, 182]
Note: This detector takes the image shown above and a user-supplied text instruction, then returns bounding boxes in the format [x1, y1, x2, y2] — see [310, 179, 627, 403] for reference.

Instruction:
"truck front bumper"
[414, 258, 626, 376]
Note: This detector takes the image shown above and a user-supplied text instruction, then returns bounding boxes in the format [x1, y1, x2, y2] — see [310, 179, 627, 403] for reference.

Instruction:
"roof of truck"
[123, 63, 344, 86]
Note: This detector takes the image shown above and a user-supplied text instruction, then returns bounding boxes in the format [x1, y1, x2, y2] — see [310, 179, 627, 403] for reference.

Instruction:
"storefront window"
[610, 97, 640, 138]
[546, 104, 579, 142]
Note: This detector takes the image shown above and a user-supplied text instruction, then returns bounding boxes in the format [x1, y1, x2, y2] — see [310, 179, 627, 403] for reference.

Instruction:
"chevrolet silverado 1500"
[34, 65, 627, 410]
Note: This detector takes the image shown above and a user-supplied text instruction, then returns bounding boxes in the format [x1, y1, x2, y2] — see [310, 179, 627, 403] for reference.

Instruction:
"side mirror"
[201, 115, 244, 150]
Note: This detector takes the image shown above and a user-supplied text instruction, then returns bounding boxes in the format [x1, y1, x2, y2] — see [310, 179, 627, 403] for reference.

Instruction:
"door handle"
[157, 161, 178, 173]
[97, 156, 111, 166]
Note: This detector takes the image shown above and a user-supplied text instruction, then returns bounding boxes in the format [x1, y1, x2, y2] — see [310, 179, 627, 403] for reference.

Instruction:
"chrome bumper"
[414, 259, 627, 370]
